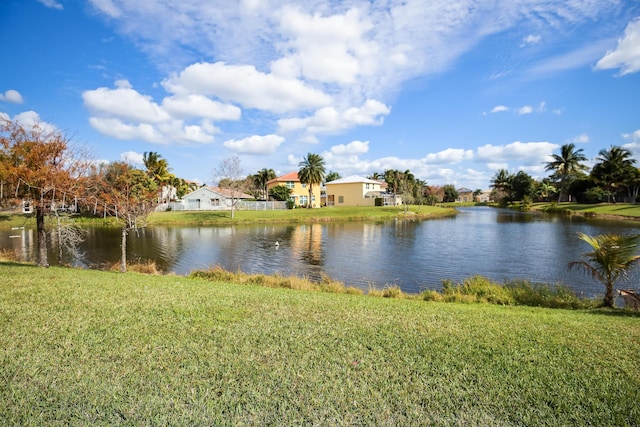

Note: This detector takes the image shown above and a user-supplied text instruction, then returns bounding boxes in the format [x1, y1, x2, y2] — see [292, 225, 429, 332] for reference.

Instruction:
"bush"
[286, 200, 295, 209]
[375, 197, 383, 206]
[505, 280, 595, 309]
[439, 276, 514, 305]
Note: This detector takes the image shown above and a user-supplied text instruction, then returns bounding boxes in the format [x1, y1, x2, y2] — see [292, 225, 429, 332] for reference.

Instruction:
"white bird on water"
[275, 241, 280, 247]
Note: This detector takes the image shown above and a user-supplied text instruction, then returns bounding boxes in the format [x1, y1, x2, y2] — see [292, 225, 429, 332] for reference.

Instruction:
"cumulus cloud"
[82, 80, 239, 144]
[223, 134, 284, 155]
[3, 110, 59, 135]
[596, 18, 640, 75]
[424, 148, 474, 164]
[476, 141, 559, 165]
[490, 105, 508, 113]
[518, 105, 533, 115]
[0, 89, 24, 104]
[162, 62, 332, 114]
[120, 150, 144, 165]
[623, 129, 640, 143]
[329, 140, 370, 155]
[278, 99, 390, 137]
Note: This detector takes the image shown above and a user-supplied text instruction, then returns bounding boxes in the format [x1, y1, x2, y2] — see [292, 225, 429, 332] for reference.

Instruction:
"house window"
[338, 196, 344, 204]
[366, 183, 370, 189]
[299, 195, 308, 206]
[301, 183, 307, 189]
[211, 198, 220, 206]
[286, 181, 295, 189]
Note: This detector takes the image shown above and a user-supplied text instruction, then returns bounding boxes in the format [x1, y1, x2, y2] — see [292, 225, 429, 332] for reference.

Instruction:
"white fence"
[162, 200, 287, 211]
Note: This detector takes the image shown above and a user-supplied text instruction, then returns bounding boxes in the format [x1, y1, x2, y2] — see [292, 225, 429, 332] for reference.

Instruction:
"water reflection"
[3, 206, 640, 297]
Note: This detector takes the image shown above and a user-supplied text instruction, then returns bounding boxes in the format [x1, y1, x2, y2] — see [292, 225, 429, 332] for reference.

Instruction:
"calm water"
[4, 207, 640, 297]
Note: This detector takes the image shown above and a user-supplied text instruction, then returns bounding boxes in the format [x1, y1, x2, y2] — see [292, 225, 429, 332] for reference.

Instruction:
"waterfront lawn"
[1, 263, 639, 426]
[0, 205, 455, 229]
[535, 202, 640, 219]
[148, 205, 454, 226]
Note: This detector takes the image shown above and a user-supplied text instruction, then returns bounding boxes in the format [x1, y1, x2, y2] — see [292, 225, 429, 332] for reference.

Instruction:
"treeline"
[491, 143, 640, 206]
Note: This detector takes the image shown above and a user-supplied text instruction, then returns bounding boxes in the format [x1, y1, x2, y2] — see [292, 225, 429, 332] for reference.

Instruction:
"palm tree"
[491, 169, 512, 202]
[253, 168, 276, 200]
[568, 232, 640, 308]
[298, 153, 325, 208]
[591, 146, 636, 203]
[544, 143, 588, 202]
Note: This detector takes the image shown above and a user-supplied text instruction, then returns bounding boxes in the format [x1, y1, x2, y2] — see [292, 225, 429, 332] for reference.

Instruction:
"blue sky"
[1, 0, 639, 190]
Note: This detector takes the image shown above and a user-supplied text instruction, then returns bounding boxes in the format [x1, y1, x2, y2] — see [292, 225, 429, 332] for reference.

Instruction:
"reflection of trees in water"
[291, 224, 325, 281]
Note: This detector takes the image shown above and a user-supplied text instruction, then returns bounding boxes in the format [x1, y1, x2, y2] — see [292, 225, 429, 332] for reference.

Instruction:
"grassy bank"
[533, 202, 640, 220]
[0, 205, 455, 229]
[1, 264, 638, 425]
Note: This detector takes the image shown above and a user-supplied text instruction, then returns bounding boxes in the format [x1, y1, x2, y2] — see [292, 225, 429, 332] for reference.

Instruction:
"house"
[266, 172, 322, 208]
[172, 186, 253, 211]
[324, 175, 400, 206]
[456, 188, 474, 203]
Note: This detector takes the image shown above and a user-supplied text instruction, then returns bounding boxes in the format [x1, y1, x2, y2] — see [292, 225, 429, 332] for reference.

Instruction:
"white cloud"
[89, 0, 121, 18]
[120, 151, 144, 165]
[490, 105, 508, 113]
[623, 129, 640, 143]
[162, 62, 332, 114]
[572, 133, 590, 143]
[329, 140, 370, 155]
[162, 95, 241, 121]
[520, 34, 541, 47]
[6, 111, 59, 135]
[518, 105, 533, 115]
[277, 7, 377, 84]
[37, 0, 63, 10]
[278, 99, 390, 136]
[83, 82, 170, 124]
[476, 141, 559, 165]
[528, 39, 614, 75]
[223, 134, 284, 155]
[424, 148, 473, 164]
[596, 18, 640, 75]
[0, 89, 24, 104]
[82, 81, 238, 144]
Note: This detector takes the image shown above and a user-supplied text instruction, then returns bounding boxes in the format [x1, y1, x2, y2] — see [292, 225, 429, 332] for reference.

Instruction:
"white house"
[170, 186, 253, 211]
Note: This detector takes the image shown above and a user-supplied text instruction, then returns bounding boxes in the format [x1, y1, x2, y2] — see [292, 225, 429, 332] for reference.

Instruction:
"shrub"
[439, 276, 514, 305]
[505, 280, 595, 309]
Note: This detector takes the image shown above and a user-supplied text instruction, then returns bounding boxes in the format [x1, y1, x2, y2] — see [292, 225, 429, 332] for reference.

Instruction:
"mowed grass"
[148, 205, 454, 226]
[1, 264, 639, 426]
[0, 205, 455, 229]
[534, 202, 640, 219]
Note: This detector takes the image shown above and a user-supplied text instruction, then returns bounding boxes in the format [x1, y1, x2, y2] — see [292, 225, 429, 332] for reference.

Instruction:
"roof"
[325, 175, 382, 185]
[267, 171, 299, 184]
[184, 186, 253, 199]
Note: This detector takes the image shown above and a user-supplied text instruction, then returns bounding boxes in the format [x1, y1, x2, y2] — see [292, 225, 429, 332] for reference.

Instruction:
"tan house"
[266, 172, 322, 208]
[456, 187, 474, 203]
[325, 175, 399, 206]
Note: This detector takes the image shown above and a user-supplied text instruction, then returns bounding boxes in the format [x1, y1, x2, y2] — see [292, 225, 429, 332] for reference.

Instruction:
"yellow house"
[325, 175, 397, 206]
[266, 172, 322, 208]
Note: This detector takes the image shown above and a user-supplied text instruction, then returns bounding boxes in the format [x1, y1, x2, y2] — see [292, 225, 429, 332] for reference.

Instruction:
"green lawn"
[1, 263, 638, 425]
[0, 205, 455, 229]
[534, 202, 640, 219]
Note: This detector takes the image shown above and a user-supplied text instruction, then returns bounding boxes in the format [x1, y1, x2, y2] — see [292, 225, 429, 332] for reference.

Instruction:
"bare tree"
[215, 156, 245, 219]
[95, 162, 158, 272]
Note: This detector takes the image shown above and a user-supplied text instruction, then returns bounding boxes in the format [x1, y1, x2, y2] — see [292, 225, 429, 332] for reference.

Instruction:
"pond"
[3, 207, 640, 297]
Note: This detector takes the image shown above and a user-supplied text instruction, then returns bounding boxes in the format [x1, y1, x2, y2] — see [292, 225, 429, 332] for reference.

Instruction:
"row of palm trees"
[544, 143, 638, 203]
